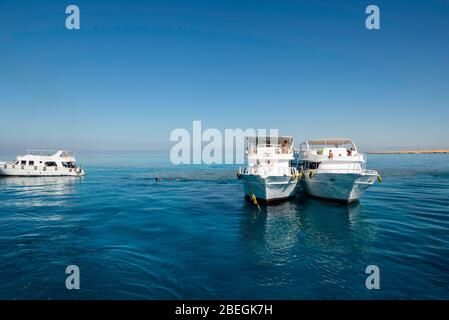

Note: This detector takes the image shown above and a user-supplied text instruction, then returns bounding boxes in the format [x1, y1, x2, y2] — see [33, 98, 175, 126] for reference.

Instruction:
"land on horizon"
[367, 149, 449, 154]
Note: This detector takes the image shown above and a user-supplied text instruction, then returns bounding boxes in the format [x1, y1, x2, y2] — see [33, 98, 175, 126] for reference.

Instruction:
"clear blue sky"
[1, 0, 448, 153]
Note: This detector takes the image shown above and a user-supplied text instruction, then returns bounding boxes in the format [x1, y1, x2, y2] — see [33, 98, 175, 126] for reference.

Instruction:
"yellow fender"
[250, 194, 262, 212]
[250, 194, 257, 205]
[309, 171, 315, 179]
[377, 174, 382, 183]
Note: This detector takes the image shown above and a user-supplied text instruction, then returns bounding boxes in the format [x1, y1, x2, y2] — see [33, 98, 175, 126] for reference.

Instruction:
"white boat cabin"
[243, 136, 296, 176]
[297, 138, 368, 173]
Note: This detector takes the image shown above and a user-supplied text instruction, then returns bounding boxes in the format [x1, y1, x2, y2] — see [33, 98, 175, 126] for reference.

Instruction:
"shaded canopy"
[247, 136, 293, 146]
[306, 138, 353, 146]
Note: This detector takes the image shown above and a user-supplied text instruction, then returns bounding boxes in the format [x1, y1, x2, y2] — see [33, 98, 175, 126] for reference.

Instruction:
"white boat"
[0, 150, 85, 177]
[237, 136, 300, 203]
[296, 138, 380, 203]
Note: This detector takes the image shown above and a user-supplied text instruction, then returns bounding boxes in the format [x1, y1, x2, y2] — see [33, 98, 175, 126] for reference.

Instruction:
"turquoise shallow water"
[0, 154, 448, 299]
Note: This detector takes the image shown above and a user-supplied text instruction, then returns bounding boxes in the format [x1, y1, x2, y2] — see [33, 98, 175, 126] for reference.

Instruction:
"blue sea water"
[0, 154, 448, 299]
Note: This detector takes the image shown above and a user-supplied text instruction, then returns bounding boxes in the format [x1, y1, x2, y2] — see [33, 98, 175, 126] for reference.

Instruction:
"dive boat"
[296, 139, 380, 203]
[237, 136, 300, 203]
[0, 150, 85, 177]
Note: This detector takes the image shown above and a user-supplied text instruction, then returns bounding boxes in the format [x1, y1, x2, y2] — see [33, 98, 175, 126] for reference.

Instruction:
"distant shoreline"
[367, 149, 449, 154]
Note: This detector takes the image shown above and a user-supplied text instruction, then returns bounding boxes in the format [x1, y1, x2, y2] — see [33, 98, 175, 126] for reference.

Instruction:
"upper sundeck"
[17, 150, 76, 161]
[298, 138, 365, 162]
[246, 136, 295, 160]
[300, 139, 357, 151]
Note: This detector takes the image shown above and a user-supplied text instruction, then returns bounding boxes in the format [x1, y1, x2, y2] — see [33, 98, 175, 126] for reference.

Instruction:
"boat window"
[62, 162, 75, 168]
[312, 162, 321, 169]
[44, 162, 57, 167]
[21, 160, 26, 165]
[305, 161, 320, 169]
[29, 161, 34, 165]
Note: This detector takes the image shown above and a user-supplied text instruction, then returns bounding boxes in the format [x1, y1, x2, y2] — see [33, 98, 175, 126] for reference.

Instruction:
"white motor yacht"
[237, 136, 300, 203]
[296, 139, 380, 203]
[0, 150, 85, 177]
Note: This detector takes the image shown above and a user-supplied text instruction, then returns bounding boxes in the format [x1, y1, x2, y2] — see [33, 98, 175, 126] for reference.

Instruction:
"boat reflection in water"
[238, 196, 377, 298]
[0, 176, 82, 208]
[240, 201, 301, 256]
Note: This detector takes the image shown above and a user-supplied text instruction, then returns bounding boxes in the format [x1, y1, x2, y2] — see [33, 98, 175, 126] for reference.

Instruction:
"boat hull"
[0, 163, 85, 177]
[241, 174, 298, 203]
[301, 171, 376, 203]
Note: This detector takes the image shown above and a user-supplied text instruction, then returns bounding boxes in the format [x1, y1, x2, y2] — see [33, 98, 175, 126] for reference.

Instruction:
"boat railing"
[248, 145, 294, 155]
[23, 150, 74, 157]
[60, 151, 74, 158]
[26, 150, 59, 156]
[307, 168, 377, 175]
[299, 151, 365, 161]
[362, 169, 378, 175]
[255, 144, 281, 148]
[238, 166, 297, 176]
